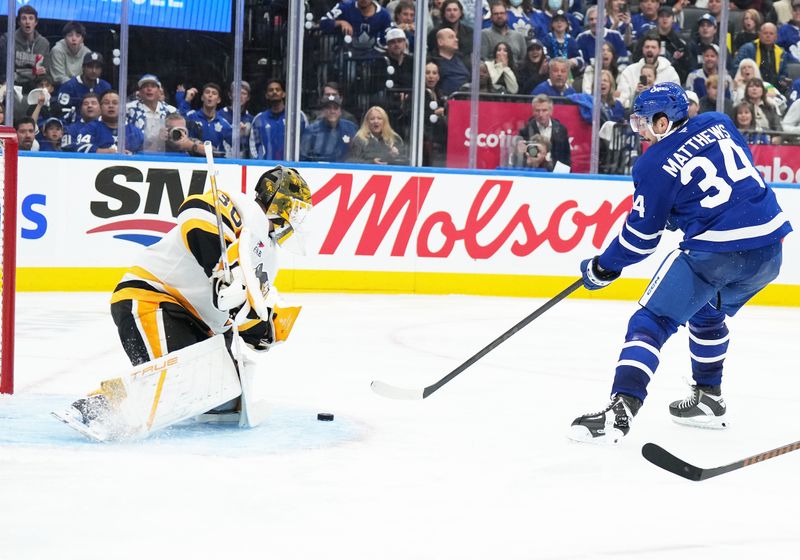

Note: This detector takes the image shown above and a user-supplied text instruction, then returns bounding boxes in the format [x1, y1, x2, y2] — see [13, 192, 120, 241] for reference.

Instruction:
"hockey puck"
[317, 412, 334, 421]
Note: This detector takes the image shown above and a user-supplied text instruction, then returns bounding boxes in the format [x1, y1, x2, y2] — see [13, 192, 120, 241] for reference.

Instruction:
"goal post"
[0, 126, 18, 394]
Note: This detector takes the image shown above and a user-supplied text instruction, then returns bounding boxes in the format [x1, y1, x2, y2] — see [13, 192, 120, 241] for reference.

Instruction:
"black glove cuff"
[592, 257, 621, 281]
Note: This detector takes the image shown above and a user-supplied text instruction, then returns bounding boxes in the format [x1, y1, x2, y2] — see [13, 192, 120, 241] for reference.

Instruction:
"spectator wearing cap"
[531, 57, 575, 96]
[690, 14, 734, 74]
[630, 0, 659, 40]
[314, 82, 357, 124]
[320, 0, 394, 54]
[543, 11, 584, 74]
[616, 34, 680, 108]
[576, 6, 629, 71]
[219, 81, 255, 159]
[55, 52, 111, 121]
[183, 83, 233, 157]
[518, 39, 550, 94]
[736, 22, 795, 89]
[300, 94, 357, 162]
[37, 117, 64, 152]
[0, 5, 50, 95]
[685, 44, 733, 100]
[385, 27, 414, 90]
[126, 74, 177, 153]
[481, 1, 528, 64]
[76, 90, 144, 155]
[47, 21, 91, 86]
[633, 7, 690, 83]
[250, 78, 308, 160]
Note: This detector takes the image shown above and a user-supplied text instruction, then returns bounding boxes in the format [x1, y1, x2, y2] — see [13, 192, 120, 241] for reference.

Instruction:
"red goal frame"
[0, 126, 18, 394]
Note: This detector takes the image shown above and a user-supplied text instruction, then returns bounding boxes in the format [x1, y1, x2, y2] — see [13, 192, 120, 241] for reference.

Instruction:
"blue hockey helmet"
[630, 82, 689, 139]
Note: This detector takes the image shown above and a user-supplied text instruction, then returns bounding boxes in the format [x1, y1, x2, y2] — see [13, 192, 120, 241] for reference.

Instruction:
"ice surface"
[2, 291, 799, 559]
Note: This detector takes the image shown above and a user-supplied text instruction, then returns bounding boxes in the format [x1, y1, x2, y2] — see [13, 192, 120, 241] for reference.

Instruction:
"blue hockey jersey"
[75, 119, 144, 154]
[55, 76, 111, 120]
[598, 112, 792, 272]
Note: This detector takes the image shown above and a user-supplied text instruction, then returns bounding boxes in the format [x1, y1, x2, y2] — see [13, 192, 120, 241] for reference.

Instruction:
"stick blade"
[641, 442, 704, 481]
[370, 380, 424, 400]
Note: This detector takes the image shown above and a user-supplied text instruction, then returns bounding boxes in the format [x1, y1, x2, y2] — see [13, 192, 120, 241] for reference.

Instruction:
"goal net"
[0, 127, 18, 394]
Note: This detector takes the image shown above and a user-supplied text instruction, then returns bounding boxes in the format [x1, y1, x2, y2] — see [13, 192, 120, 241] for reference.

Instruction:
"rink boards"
[13, 153, 800, 305]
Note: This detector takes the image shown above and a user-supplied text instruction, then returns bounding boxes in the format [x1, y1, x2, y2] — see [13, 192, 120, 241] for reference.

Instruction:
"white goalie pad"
[53, 335, 242, 442]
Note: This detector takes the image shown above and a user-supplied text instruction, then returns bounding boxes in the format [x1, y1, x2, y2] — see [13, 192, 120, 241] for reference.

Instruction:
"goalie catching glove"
[581, 256, 621, 290]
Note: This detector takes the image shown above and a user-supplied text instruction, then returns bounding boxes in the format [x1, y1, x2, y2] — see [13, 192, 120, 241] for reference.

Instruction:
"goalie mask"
[255, 166, 313, 253]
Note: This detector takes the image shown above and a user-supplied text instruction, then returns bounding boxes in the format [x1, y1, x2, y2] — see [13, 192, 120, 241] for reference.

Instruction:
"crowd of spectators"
[6, 0, 800, 172]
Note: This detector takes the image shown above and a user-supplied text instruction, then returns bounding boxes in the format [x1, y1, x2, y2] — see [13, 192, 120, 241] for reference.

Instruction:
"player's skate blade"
[671, 414, 728, 429]
[567, 424, 626, 445]
[51, 410, 110, 442]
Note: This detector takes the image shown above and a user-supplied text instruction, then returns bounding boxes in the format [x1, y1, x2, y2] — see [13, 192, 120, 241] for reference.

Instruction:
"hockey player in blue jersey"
[569, 82, 792, 445]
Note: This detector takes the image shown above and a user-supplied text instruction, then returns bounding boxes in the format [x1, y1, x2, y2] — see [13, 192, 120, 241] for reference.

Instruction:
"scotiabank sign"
[751, 144, 800, 183]
[445, 99, 593, 172]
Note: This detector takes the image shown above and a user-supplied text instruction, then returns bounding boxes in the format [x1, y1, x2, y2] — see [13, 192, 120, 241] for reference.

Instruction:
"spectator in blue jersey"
[481, 1, 528, 64]
[300, 94, 357, 162]
[777, 3, 800, 59]
[320, 0, 394, 54]
[76, 90, 144, 155]
[184, 83, 233, 158]
[570, 82, 792, 445]
[219, 81, 255, 159]
[427, 0, 474, 58]
[576, 6, 629, 72]
[506, 0, 536, 40]
[61, 92, 100, 151]
[517, 94, 571, 169]
[433, 27, 471, 95]
[604, 0, 633, 47]
[685, 44, 733, 101]
[531, 0, 582, 42]
[532, 57, 576, 96]
[54, 52, 111, 123]
[543, 10, 583, 75]
[630, 0, 659, 40]
[47, 21, 91, 87]
[36, 117, 64, 152]
[126, 74, 177, 153]
[250, 78, 307, 160]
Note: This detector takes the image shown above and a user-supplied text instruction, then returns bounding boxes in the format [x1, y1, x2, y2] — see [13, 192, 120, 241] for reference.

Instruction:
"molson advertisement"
[13, 154, 800, 304]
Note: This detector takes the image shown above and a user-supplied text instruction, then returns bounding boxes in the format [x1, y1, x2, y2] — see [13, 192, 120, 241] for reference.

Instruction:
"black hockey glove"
[580, 256, 621, 291]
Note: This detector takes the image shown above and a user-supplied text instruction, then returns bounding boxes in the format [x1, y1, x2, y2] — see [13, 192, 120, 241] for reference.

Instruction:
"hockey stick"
[205, 142, 232, 285]
[642, 440, 800, 481]
[371, 278, 583, 400]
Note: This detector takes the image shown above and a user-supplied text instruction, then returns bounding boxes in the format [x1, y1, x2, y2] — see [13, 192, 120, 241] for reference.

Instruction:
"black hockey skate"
[669, 384, 727, 429]
[568, 393, 642, 445]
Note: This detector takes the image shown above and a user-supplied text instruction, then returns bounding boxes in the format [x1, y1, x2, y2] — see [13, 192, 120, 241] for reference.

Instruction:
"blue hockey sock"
[687, 303, 729, 387]
[612, 308, 679, 402]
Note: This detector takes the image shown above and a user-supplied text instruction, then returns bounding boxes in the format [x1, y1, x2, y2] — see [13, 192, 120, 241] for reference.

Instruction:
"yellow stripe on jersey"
[137, 301, 164, 358]
[238, 318, 262, 331]
[110, 287, 178, 306]
[179, 218, 235, 256]
[117, 266, 204, 323]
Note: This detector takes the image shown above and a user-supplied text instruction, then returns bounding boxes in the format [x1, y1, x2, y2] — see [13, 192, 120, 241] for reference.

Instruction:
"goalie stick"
[371, 278, 583, 400]
[642, 440, 800, 481]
